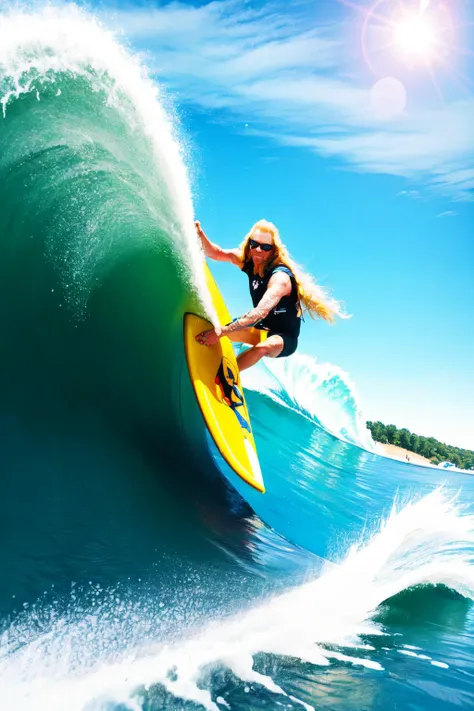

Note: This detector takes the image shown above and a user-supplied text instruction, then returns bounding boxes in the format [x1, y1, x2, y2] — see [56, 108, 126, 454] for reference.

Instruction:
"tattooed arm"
[221, 272, 291, 334]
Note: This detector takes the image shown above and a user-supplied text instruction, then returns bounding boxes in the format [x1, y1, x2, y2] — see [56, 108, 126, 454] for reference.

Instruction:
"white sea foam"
[1, 488, 473, 711]
[242, 352, 376, 451]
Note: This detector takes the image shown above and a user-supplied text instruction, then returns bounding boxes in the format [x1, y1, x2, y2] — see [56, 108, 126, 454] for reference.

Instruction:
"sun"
[394, 13, 437, 61]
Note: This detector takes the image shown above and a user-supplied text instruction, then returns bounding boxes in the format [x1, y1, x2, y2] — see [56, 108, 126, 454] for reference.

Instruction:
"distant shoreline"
[366, 421, 473, 470]
[375, 442, 435, 467]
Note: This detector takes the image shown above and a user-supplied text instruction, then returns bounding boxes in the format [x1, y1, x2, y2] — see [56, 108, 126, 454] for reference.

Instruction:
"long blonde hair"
[238, 219, 350, 323]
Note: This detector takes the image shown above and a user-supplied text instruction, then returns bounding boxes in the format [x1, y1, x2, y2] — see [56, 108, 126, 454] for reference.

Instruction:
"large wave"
[0, 4, 220, 473]
[0, 3, 235, 622]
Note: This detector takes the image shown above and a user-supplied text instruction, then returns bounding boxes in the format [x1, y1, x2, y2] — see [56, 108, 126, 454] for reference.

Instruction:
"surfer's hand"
[194, 220, 202, 234]
[196, 326, 222, 346]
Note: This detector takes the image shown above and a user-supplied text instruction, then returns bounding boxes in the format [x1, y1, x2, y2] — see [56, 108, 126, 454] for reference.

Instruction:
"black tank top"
[242, 261, 301, 337]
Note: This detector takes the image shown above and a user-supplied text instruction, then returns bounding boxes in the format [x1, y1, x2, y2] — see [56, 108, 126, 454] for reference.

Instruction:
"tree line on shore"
[366, 421, 474, 470]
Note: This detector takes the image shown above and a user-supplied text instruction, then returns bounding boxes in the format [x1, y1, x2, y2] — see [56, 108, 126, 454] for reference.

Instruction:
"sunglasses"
[249, 238, 274, 252]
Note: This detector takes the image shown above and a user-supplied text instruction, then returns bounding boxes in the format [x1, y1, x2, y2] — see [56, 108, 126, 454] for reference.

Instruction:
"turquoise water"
[1, 6, 473, 711]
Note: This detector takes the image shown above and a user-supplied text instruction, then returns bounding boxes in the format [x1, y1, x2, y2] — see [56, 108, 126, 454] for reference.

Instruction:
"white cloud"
[105, 1, 474, 200]
[398, 190, 422, 199]
[437, 210, 457, 217]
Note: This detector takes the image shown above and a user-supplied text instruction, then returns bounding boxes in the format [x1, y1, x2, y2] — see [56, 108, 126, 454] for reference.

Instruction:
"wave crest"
[242, 352, 376, 451]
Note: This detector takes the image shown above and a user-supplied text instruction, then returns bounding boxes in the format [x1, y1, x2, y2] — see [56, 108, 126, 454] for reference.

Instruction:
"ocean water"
[1, 6, 473, 711]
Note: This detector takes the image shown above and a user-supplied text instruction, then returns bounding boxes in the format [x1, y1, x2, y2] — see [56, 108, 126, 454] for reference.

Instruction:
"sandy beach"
[375, 442, 435, 467]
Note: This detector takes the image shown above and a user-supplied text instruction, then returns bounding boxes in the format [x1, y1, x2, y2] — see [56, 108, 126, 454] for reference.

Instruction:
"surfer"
[194, 219, 348, 371]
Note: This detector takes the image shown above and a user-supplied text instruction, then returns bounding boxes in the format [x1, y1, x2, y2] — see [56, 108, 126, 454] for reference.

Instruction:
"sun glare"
[394, 14, 436, 60]
[354, 0, 462, 103]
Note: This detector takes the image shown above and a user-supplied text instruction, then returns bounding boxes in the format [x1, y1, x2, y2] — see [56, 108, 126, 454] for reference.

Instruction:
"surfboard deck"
[183, 266, 265, 493]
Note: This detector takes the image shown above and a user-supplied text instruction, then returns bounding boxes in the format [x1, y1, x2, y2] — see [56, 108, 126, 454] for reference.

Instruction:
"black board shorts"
[226, 319, 298, 358]
[255, 325, 298, 358]
[270, 331, 298, 358]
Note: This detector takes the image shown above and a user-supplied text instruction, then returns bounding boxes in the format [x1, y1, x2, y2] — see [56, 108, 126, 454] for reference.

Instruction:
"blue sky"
[101, 0, 473, 449]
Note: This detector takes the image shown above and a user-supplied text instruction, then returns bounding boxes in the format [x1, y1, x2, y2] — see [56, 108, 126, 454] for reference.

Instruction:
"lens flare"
[347, 0, 460, 101]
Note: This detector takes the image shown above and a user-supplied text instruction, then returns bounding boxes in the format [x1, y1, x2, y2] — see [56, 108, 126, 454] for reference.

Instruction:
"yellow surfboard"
[183, 265, 265, 493]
